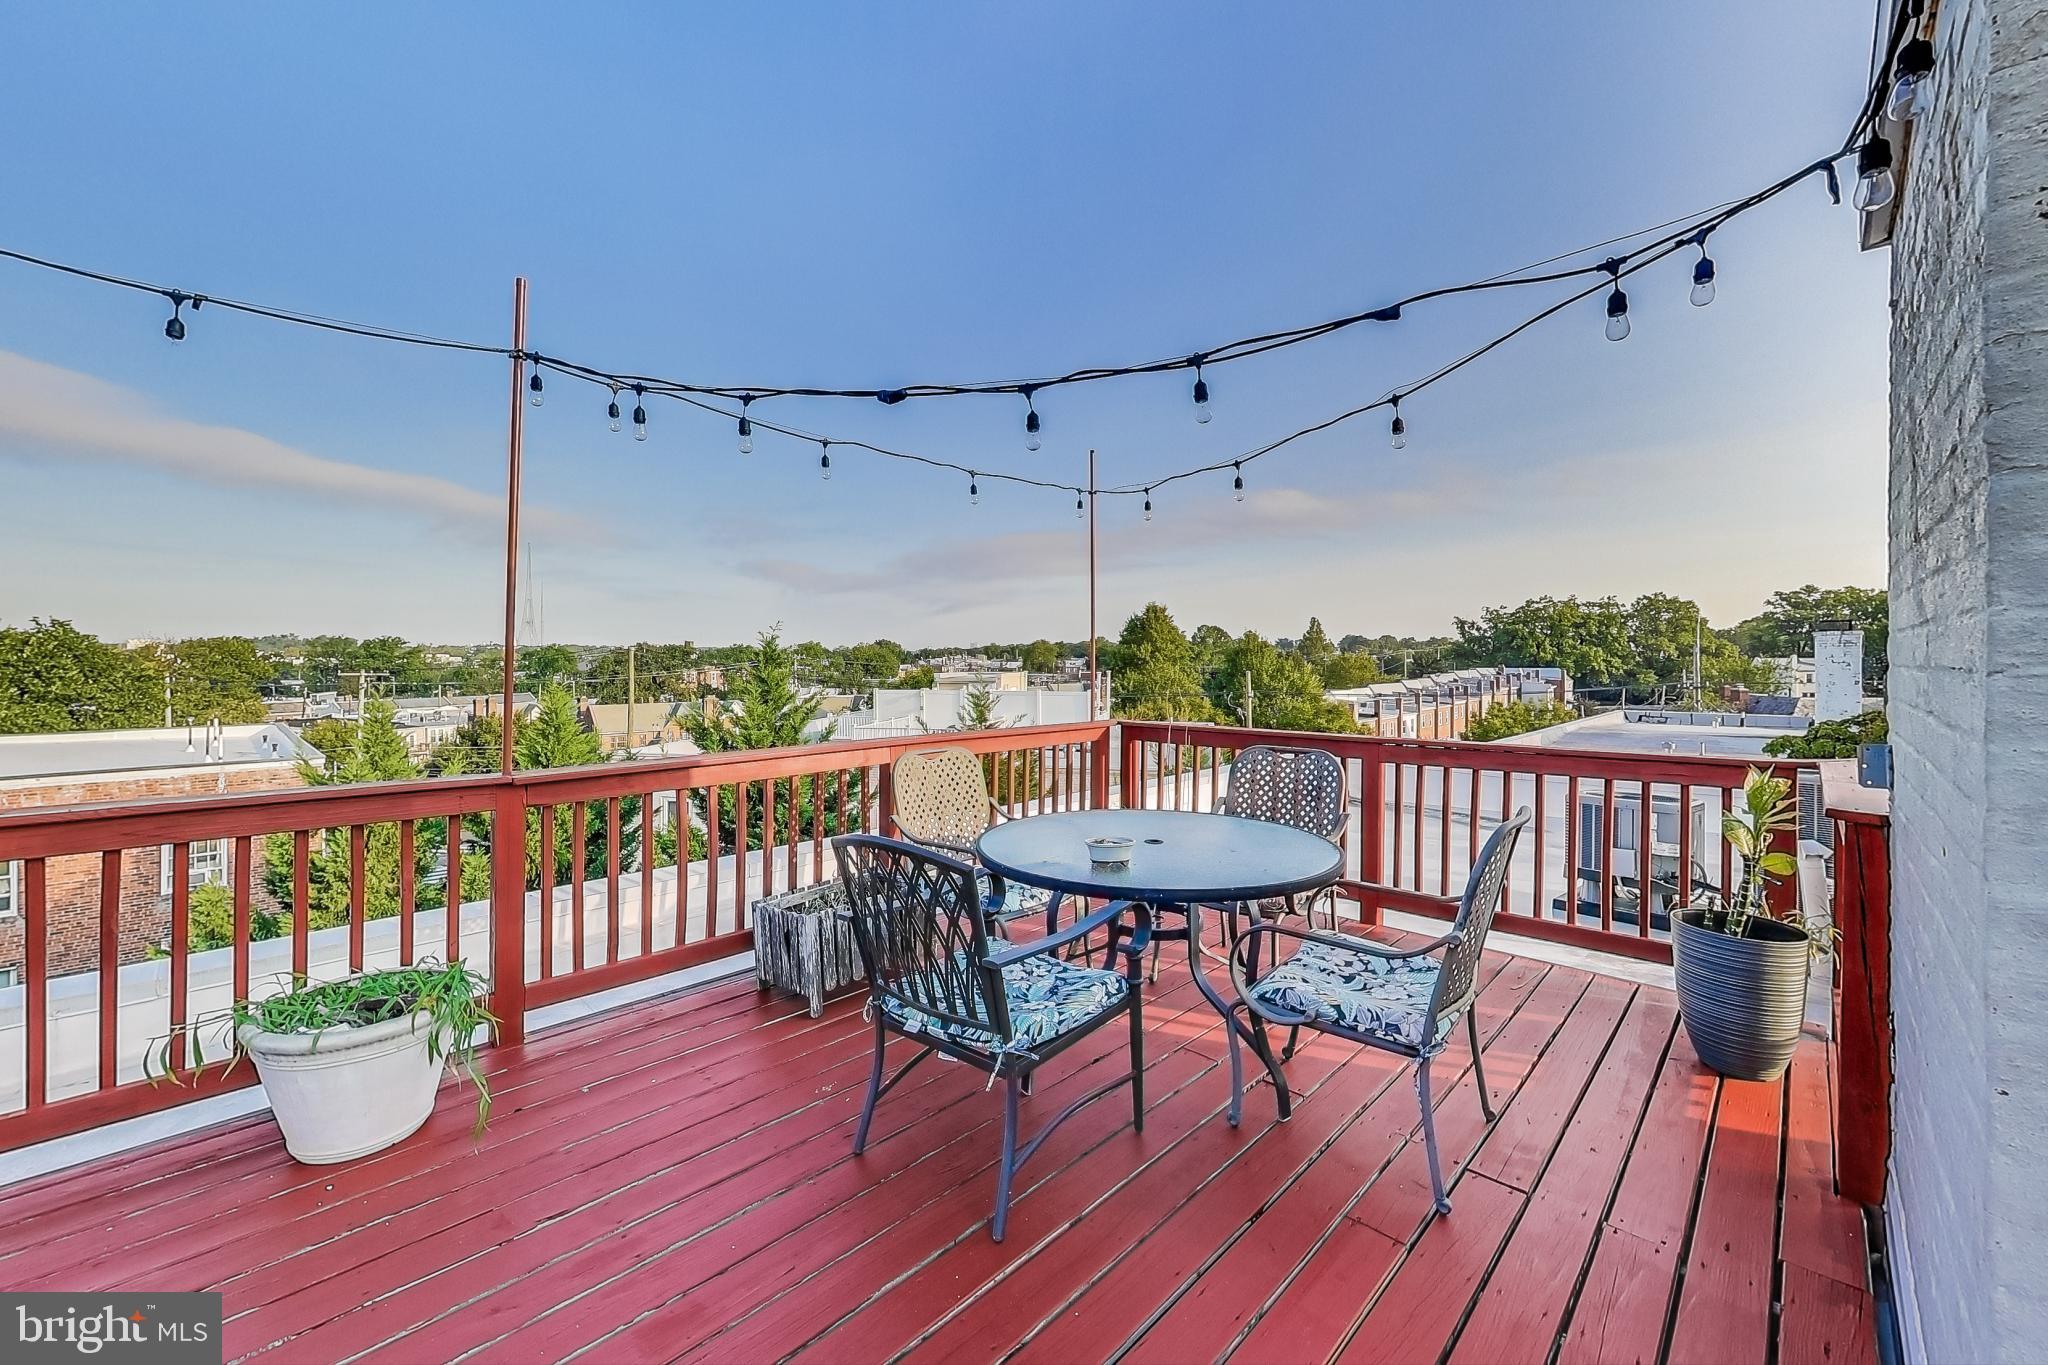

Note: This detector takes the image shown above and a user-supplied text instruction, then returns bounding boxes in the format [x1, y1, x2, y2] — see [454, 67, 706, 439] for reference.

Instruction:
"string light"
[1232, 462, 1245, 502]
[607, 384, 622, 432]
[1023, 389, 1042, 451]
[738, 396, 755, 454]
[1854, 138, 1896, 211]
[1690, 237, 1716, 307]
[969, 472, 980, 506]
[819, 440, 832, 481]
[163, 292, 190, 342]
[527, 367, 544, 407]
[631, 384, 648, 442]
[1885, 39, 1935, 123]
[1191, 358, 1211, 424]
[1602, 260, 1631, 342]
[1389, 395, 1407, 450]
[1143, 489, 1153, 522]
[1075, 490, 1085, 520]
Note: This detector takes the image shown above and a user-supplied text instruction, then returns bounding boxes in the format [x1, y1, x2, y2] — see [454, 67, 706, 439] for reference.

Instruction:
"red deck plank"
[1336, 1172, 1524, 1364]
[1779, 1262, 1878, 1365]
[1557, 1224, 1676, 1365]
[1449, 992, 1677, 1365]
[1665, 1072, 1786, 1365]
[1781, 1038, 1869, 1289]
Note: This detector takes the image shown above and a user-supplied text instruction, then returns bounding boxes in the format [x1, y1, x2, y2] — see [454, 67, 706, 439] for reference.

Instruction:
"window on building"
[159, 839, 230, 897]
[0, 966, 17, 989]
[0, 861, 17, 921]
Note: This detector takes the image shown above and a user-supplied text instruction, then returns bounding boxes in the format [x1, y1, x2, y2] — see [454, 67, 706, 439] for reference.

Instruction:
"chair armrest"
[984, 900, 1131, 970]
[1334, 878, 1461, 918]
[987, 797, 1009, 825]
[1236, 918, 1462, 963]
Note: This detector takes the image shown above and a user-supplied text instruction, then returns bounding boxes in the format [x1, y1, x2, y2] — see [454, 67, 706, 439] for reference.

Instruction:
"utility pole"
[1693, 612, 1705, 709]
[163, 669, 173, 728]
[1243, 673, 1255, 728]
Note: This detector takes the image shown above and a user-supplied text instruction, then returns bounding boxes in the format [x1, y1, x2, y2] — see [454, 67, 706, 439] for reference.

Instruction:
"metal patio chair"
[1228, 806, 1530, 1215]
[890, 745, 1051, 930]
[832, 834, 1143, 1242]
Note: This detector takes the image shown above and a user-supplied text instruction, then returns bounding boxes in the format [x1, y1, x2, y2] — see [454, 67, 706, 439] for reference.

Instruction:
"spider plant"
[147, 960, 499, 1136]
[1691, 767, 1836, 958]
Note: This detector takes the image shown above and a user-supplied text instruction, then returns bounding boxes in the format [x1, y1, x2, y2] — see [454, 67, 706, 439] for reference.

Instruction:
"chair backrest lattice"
[892, 746, 997, 858]
[1216, 745, 1347, 843]
[1429, 806, 1532, 1028]
[832, 834, 1011, 1043]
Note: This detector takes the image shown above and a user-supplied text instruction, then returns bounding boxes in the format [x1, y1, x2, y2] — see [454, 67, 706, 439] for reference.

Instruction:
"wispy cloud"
[0, 350, 595, 542]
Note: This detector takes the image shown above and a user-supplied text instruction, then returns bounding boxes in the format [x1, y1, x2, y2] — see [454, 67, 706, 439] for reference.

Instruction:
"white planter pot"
[238, 1011, 447, 1164]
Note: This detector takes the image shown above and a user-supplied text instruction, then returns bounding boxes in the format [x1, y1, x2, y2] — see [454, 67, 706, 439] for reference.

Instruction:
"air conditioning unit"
[1563, 786, 1713, 934]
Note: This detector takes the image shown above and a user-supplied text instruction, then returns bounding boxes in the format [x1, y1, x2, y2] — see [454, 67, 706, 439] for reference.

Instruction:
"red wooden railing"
[0, 722, 1109, 1153]
[1117, 722, 1812, 964]
[1821, 759, 1891, 1206]
[0, 717, 1818, 1154]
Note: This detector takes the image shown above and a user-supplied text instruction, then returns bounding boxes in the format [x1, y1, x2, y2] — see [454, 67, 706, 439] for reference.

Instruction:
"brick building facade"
[0, 727, 319, 981]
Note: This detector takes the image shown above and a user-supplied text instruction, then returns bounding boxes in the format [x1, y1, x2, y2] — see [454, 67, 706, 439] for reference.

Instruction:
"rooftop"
[1507, 710, 1808, 762]
[0, 723, 322, 783]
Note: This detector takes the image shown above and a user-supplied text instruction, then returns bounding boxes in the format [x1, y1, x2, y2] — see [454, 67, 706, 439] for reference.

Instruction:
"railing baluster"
[539, 805, 556, 979]
[348, 825, 367, 972]
[760, 779, 777, 900]
[640, 788, 655, 958]
[1599, 780, 1617, 934]
[785, 777, 800, 891]
[810, 775, 824, 885]
[232, 836, 253, 1000]
[1564, 775, 1580, 929]
[1500, 765, 1514, 911]
[675, 789, 691, 948]
[293, 829, 311, 982]
[97, 851, 120, 1089]
[1720, 783, 1737, 912]
[169, 843, 190, 1073]
[707, 785, 723, 937]
[571, 802, 587, 974]
[445, 813, 462, 965]
[606, 797, 622, 965]
[1532, 774, 1546, 922]
[397, 821, 416, 967]
[25, 858, 47, 1109]
[1439, 766, 1453, 897]
[1638, 779, 1654, 939]
[734, 782, 751, 931]
[1676, 781, 1694, 919]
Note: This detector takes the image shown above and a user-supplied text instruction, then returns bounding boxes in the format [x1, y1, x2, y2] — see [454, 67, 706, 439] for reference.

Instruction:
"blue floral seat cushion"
[879, 952, 1127, 1057]
[977, 872, 1054, 923]
[1246, 939, 1454, 1051]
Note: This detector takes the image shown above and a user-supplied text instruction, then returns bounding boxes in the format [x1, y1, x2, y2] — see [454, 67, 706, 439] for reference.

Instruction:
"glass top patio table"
[974, 809, 1343, 906]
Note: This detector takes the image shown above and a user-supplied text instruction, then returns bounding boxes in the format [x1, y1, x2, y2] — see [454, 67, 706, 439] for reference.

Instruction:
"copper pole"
[500, 277, 529, 776]
[1086, 448, 1099, 719]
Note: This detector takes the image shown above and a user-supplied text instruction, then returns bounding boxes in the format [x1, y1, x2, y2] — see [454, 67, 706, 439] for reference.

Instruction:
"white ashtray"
[1085, 836, 1135, 866]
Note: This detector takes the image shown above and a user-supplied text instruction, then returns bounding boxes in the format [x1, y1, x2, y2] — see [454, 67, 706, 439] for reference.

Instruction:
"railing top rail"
[1115, 720, 1817, 781]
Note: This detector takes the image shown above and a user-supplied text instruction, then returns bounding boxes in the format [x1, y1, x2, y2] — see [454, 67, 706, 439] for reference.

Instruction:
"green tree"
[139, 636, 274, 724]
[585, 643, 699, 704]
[1451, 596, 1636, 685]
[1020, 639, 1062, 675]
[1108, 604, 1219, 721]
[0, 619, 164, 733]
[517, 683, 639, 889]
[1762, 709, 1888, 759]
[684, 632, 857, 848]
[1189, 624, 1234, 676]
[186, 881, 284, 952]
[1209, 632, 1358, 733]
[1296, 617, 1337, 671]
[1734, 585, 1888, 687]
[957, 684, 1004, 732]
[1463, 699, 1579, 742]
[261, 700, 450, 932]
[896, 664, 937, 689]
[1321, 652, 1385, 689]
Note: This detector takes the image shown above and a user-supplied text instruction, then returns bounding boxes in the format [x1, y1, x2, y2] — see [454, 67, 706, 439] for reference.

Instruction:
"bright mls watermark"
[2, 1294, 220, 1364]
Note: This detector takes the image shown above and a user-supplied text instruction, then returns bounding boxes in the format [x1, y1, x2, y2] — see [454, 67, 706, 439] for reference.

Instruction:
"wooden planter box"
[752, 880, 864, 1017]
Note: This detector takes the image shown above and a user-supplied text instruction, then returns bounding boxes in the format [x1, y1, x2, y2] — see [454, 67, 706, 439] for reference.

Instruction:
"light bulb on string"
[631, 385, 648, 442]
[1389, 395, 1407, 451]
[607, 385, 623, 433]
[1602, 261, 1631, 342]
[737, 397, 754, 455]
[819, 442, 832, 481]
[968, 474, 980, 506]
[1233, 463, 1245, 502]
[1023, 389, 1042, 451]
[1691, 244, 1716, 307]
[1143, 490, 1154, 522]
[1191, 359, 1211, 424]
[1075, 490, 1085, 520]
[1885, 39, 1935, 123]
[1854, 138, 1896, 211]
[527, 367, 544, 407]
[163, 292, 189, 342]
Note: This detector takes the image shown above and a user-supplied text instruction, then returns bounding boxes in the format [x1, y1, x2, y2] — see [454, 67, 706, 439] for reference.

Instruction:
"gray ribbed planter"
[1672, 909, 1810, 1081]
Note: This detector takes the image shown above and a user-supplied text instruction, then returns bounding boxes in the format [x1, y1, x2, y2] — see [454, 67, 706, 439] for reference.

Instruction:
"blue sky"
[0, 3, 1889, 648]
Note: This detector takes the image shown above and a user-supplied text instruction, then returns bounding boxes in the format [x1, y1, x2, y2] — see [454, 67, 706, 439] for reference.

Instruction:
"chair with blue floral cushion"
[831, 833, 1143, 1242]
[1229, 807, 1530, 1215]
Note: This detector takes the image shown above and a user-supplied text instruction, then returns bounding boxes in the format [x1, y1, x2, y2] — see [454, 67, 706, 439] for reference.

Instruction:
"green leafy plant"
[146, 960, 498, 1136]
[1692, 768, 1835, 958]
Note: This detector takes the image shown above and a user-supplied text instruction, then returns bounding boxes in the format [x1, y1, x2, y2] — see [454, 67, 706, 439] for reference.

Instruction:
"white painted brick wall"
[1887, 1, 2048, 1360]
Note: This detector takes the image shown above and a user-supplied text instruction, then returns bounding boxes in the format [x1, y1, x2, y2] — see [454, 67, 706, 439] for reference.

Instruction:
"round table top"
[975, 809, 1343, 905]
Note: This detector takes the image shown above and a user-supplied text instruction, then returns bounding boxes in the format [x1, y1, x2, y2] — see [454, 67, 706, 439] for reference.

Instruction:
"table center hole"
[1142, 837, 1166, 845]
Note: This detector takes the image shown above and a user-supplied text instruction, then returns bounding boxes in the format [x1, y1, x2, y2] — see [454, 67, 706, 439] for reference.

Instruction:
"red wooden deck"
[0, 932, 1874, 1365]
